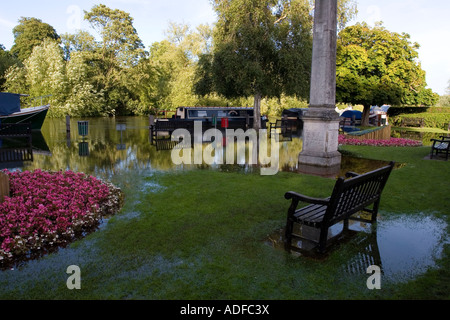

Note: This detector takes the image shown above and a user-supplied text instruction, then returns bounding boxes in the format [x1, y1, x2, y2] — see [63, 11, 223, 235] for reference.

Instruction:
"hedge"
[391, 113, 450, 130]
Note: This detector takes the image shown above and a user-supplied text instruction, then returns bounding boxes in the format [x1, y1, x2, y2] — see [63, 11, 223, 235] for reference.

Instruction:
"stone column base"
[298, 107, 342, 173]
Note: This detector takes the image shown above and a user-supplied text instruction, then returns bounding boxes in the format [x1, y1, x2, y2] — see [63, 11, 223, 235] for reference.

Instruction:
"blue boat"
[0, 92, 50, 130]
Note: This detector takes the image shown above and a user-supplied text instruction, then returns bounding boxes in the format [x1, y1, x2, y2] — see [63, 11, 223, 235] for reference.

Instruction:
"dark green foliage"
[336, 22, 439, 125]
[0, 45, 19, 90]
[195, 0, 314, 128]
[10, 17, 60, 62]
[391, 112, 450, 130]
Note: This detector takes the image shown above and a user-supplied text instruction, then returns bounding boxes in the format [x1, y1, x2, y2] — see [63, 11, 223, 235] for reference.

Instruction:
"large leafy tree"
[146, 23, 214, 113]
[83, 4, 147, 115]
[336, 22, 439, 125]
[10, 17, 60, 62]
[195, 0, 314, 129]
[84, 4, 146, 68]
[63, 51, 106, 117]
[195, 0, 357, 129]
[61, 30, 97, 61]
[5, 39, 67, 116]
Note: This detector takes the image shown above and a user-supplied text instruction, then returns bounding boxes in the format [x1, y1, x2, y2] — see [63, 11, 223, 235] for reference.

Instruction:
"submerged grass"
[0, 146, 448, 300]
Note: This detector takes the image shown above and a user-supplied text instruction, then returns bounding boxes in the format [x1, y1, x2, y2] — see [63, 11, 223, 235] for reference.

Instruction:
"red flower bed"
[0, 169, 123, 267]
[339, 135, 422, 147]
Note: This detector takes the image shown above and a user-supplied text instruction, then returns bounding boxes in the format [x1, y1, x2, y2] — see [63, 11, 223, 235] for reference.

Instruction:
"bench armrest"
[345, 171, 360, 178]
[284, 191, 330, 206]
[432, 137, 450, 143]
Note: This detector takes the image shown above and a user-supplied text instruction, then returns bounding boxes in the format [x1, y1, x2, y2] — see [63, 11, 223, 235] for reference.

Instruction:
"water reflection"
[1, 117, 400, 179]
[0, 131, 52, 169]
[2, 117, 306, 175]
[267, 214, 448, 282]
[392, 128, 444, 146]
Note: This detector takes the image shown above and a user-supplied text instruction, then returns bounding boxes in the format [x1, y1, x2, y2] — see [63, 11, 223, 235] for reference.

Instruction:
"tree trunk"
[253, 92, 262, 130]
[361, 104, 371, 127]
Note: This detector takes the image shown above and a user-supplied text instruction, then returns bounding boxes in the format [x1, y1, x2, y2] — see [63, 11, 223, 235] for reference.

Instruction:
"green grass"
[394, 127, 448, 134]
[0, 146, 449, 300]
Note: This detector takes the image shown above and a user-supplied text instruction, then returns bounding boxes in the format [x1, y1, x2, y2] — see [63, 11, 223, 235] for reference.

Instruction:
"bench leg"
[284, 218, 294, 251]
[371, 201, 380, 223]
[318, 226, 329, 254]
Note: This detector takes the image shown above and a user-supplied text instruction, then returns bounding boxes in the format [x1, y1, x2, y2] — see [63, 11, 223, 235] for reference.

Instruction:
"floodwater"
[267, 214, 449, 282]
[1, 116, 448, 283]
[0, 116, 396, 176]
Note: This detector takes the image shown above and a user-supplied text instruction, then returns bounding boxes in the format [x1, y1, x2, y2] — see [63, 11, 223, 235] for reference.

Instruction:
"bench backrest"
[325, 162, 395, 225]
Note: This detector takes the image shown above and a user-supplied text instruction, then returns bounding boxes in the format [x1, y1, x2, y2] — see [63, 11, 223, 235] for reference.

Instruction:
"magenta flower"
[339, 135, 422, 147]
[0, 170, 123, 266]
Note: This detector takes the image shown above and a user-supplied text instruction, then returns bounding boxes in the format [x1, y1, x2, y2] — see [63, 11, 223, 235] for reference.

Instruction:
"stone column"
[298, 0, 341, 176]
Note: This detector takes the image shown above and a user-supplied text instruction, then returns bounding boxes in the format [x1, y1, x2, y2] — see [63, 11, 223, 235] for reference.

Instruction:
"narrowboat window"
[206, 110, 217, 117]
[198, 111, 208, 117]
[188, 110, 198, 118]
[218, 111, 227, 117]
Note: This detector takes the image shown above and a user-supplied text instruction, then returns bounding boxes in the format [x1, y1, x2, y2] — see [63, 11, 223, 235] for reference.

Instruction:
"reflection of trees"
[391, 129, 444, 146]
[279, 137, 303, 172]
[23, 117, 177, 176]
[21, 118, 409, 181]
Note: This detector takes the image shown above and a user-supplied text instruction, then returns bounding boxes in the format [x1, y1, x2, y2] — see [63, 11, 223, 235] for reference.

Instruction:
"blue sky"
[1, 0, 449, 95]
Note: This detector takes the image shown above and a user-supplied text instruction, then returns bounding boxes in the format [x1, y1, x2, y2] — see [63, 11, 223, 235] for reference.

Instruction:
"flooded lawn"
[0, 116, 448, 299]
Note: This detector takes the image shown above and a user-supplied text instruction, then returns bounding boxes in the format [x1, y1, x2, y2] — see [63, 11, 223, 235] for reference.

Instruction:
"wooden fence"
[347, 125, 392, 141]
[0, 171, 9, 203]
[0, 147, 33, 163]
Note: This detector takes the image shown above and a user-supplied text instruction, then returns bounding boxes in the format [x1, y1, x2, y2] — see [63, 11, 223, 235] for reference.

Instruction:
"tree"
[5, 39, 67, 115]
[195, 0, 314, 130]
[10, 17, 60, 62]
[0, 45, 19, 90]
[336, 0, 358, 31]
[61, 30, 97, 61]
[63, 51, 106, 117]
[84, 4, 146, 68]
[336, 22, 439, 125]
[437, 79, 450, 107]
[24, 39, 67, 113]
[83, 4, 147, 115]
[145, 23, 215, 114]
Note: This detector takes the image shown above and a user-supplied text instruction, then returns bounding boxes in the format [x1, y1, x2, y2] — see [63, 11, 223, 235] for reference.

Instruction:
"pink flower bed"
[339, 135, 422, 147]
[0, 169, 123, 266]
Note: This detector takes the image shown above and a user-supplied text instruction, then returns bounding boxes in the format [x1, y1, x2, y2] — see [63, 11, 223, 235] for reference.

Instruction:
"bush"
[391, 113, 450, 130]
[388, 106, 430, 117]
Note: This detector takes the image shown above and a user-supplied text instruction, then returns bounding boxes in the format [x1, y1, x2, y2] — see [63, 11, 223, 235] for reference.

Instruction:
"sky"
[0, 0, 449, 95]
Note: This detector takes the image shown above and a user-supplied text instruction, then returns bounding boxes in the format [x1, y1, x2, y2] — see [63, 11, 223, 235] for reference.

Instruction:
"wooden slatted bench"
[430, 136, 450, 160]
[269, 119, 292, 140]
[284, 161, 395, 254]
[0, 123, 32, 140]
